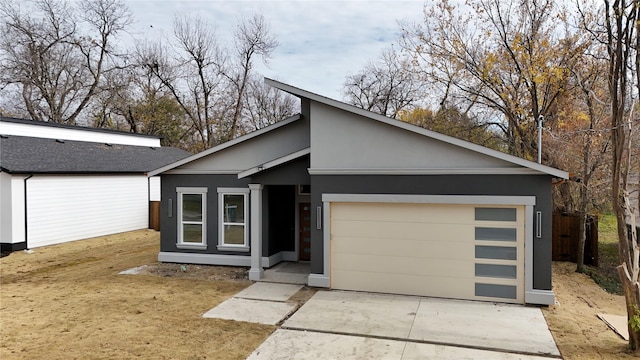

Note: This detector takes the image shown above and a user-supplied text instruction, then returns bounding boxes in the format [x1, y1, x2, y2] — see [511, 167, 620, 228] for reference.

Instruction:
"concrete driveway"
[247, 290, 561, 359]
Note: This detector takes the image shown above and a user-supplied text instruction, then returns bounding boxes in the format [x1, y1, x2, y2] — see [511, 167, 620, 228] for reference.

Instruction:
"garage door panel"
[331, 203, 475, 224]
[332, 236, 474, 260]
[332, 271, 475, 299]
[331, 220, 475, 243]
[332, 253, 474, 278]
[329, 202, 525, 304]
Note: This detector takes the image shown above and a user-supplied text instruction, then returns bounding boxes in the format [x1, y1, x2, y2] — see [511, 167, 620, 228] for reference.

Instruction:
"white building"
[0, 117, 190, 251]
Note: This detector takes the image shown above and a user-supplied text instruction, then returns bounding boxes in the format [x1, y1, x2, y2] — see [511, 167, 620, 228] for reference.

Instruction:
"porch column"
[248, 184, 264, 280]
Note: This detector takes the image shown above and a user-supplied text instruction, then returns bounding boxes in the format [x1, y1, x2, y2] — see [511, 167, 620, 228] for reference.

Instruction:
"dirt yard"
[0, 230, 273, 360]
[543, 262, 635, 359]
[0, 230, 636, 359]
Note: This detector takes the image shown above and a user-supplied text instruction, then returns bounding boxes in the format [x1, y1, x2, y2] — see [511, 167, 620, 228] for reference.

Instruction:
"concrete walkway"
[202, 283, 561, 359]
[202, 282, 302, 325]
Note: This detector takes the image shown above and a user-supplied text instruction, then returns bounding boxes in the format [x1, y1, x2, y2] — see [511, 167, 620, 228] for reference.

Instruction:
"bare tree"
[342, 47, 424, 119]
[142, 13, 280, 151]
[242, 76, 297, 132]
[0, 0, 132, 124]
[224, 14, 278, 141]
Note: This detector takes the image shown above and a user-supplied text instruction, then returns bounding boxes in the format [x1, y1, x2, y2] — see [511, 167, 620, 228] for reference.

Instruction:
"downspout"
[24, 174, 33, 250]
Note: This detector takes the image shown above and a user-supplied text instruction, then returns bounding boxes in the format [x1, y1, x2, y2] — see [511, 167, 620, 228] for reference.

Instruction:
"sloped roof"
[148, 114, 302, 176]
[0, 135, 191, 174]
[265, 78, 568, 179]
[149, 78, 568, 179]
[0, 116, 161, 139]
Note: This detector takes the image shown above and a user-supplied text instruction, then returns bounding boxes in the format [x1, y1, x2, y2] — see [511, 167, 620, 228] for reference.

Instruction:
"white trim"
[217, 187, 250, 194]
[176, 244, 207, 250]
[281, 251, 297, 262]
[308, 168, 546, 175]
[177, 187, 207, 193]
[176, 188, 207, 248]
[217, 188, 250, 249]
[320, 194, 554, 305]
[525, 290, 555, 305]
[158, 251, 278, 267]
[167, 170, 240, 175]
[216, 245, 249, 252]
[322, 201, 331, 282]
[265, 78, 568, 179]
[307, 274, 330, 288]
[322, 194, 536, 206]
[148, 114, 301, 176]
[159, 252, 250, 266]
[238, 148, 310, 179]
[249, 184, 264, 280]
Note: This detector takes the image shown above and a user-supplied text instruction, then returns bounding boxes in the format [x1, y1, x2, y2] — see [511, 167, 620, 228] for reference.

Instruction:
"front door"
[299, 203, 311, 261]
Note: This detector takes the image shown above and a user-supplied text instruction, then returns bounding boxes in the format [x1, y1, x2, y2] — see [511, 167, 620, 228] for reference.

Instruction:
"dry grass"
[2, 229, 636, 359]
[0, 230, 274, 360]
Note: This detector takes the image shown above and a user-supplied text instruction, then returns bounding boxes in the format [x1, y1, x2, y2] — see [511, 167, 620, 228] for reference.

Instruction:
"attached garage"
[324, 195, 534, 304]
[151, 78, 568, 305]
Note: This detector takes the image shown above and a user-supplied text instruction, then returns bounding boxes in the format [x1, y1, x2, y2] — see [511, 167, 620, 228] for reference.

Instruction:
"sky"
[123, 0, 427, 99]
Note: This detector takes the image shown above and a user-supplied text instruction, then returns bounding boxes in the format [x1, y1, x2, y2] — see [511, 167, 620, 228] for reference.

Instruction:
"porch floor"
[261, 261, 310, 285]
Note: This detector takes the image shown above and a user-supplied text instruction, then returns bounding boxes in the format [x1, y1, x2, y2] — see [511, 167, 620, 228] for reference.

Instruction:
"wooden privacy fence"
[149, 201, 161, 231]
[552, 212, 598, 266]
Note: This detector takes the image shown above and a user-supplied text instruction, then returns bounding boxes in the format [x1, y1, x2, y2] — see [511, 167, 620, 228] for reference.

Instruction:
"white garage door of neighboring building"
[330, 202, 525, 303]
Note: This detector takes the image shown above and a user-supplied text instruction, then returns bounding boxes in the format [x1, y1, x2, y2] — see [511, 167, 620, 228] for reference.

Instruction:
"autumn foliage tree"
[401, 0, 584, 160]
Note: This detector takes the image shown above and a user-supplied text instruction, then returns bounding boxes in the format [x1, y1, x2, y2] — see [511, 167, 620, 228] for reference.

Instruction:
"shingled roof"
[0, 135, 191, 174]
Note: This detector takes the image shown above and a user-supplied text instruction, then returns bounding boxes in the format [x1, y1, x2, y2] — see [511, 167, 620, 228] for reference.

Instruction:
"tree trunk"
[576, 208, 587, 272]
[618, 263, 640, 350]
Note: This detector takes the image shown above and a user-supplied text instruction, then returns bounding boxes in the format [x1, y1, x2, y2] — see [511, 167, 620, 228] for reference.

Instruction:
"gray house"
[150, 78, 568, 305]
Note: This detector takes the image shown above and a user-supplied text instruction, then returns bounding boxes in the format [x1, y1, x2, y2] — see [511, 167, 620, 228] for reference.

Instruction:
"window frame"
[176, 187, 208, 250]
[217, 188, 250, 252]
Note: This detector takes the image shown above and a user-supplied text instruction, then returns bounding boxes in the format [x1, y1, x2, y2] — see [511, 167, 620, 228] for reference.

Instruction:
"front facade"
[152, 79, 568, 305]
[0, 117, 189, 251]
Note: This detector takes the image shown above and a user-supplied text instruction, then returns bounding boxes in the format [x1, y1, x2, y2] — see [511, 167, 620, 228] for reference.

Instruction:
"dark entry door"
[299, 203, 311, 261]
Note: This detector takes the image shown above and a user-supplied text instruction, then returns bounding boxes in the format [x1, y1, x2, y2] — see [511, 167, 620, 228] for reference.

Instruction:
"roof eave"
[264, 78, 569, 180]
[148, 114, 302, 176]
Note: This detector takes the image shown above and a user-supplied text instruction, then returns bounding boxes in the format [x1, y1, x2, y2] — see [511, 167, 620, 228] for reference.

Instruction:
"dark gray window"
[475, 264, 517, 279]
[475, 245, 517, 260]
[475, 227, 517, 241]
[475, 208, 517, 222]
[475, 283, 517, 299]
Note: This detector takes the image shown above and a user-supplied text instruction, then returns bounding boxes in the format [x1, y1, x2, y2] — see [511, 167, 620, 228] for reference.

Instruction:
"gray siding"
[309, 101, 515, 170]
[249, 155, 310, 185]
[310, 174, 554, 290]
[171, 116, 310, 173]
[160, 174, 251, 255]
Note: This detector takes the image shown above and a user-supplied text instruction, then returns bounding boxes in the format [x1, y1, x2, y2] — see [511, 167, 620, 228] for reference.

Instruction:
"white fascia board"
[164, 169, 240, 175]
[238, 148, 311, 179]
[321, 193, 536, 206]
[265, 78, 568, 180]
[307, 167, 546, 175]
[148, 114, 301, 176]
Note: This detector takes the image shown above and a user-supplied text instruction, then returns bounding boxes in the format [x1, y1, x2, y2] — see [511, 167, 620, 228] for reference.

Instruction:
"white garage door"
[330, 202, 525, 303]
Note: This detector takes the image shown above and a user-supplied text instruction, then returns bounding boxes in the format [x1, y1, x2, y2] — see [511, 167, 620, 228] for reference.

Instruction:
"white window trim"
[217, 188, 250, 252]
[176, 187, 208, 250]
